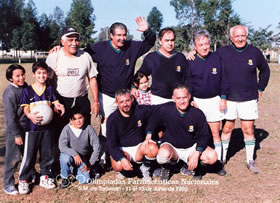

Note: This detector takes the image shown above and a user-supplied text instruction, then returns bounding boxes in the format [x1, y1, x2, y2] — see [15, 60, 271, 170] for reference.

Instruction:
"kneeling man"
[106, 89, 158, 180]
[147, 84, 217, 180]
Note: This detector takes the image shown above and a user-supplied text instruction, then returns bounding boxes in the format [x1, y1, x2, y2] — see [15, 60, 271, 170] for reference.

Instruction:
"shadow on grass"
[226, 127, 269, 162]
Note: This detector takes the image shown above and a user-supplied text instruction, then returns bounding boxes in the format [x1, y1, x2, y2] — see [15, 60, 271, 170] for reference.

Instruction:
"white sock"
[244, 139, 255, 163]
[221, 139, 230, 162]
[101, 123, 107, 137]
[214, 142, 222, 161]
[140, 164, 149, 173]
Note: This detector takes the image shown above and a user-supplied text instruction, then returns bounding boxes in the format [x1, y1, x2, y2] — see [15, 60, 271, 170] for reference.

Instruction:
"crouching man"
[106, 89, 158, 180]
[147, 84, 217, 180]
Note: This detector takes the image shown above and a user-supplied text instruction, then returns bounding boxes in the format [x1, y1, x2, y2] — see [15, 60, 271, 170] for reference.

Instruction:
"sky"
[32, 0, 280, 40]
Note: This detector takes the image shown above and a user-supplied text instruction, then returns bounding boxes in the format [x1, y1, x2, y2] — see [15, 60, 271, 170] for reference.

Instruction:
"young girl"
[3, 64, 28, 195]
[132, 72, 152, 105]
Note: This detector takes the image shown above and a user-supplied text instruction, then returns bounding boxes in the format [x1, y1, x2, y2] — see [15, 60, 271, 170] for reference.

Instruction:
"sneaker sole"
[40, 185, 56, 189]
[4, 190, 18, 195]
[180, 171, 192, 176]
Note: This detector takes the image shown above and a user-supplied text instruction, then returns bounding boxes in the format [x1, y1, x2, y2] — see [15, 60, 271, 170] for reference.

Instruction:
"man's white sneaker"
[39, 175, 56, 189]
[18, 182, 29, 195]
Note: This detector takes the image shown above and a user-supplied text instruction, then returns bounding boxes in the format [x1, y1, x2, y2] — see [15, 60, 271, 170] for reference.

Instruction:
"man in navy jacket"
[217, 25, 270, 174]
[106, 89, 158, 180]
[147, 85, 217, 180]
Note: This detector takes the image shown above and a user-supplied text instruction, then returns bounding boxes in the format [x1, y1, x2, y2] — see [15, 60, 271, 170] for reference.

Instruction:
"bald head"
[230, 25, 248, 49]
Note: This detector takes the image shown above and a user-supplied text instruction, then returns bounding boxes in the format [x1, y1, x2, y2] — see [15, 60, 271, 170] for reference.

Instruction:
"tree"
[38, 13, 52, 50]
[173, 25, 192, 52]
[200, 0, 241, 49]
[97, 27, 110, 42]
[20, 0, 39, 53]
[273, 22, 280, 43]
[65, 0, 95, 46]
[11, 28, 22, 53]
[170, 0, 203, 51]
[248, 25, 274, 51]
[170, 0, 203, 36]
[147, 7, 163, 34]
[48, 7, 65, 46]
[0, 0, 24, 50]
[170, 0, 241, 50]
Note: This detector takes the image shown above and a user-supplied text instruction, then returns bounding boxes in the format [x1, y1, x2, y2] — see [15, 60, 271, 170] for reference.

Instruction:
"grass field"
[0, 62, 279, 202]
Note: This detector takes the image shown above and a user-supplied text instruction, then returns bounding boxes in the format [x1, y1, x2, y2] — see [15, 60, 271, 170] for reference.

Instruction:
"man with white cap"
[46, 26, 99, 176]
[46, 26, 99, 125]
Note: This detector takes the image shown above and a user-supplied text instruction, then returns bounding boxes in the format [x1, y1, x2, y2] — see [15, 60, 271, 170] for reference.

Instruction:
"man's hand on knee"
[120, 158, 133, 171]
[74, 155, 82, 166]
[188, 151, 201, 171]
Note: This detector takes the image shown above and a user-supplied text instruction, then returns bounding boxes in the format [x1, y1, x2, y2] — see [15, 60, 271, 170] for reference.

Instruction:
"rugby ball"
[31, 103, 53, 125]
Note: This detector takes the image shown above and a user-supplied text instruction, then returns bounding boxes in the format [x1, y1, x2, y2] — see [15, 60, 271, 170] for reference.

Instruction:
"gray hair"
[110, 22, 127, 35]
[230, 25, 249, 37]
[193, 30, 211, 44]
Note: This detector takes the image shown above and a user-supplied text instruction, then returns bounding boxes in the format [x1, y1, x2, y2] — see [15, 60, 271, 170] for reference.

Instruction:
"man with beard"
[106, 89, 158, 180]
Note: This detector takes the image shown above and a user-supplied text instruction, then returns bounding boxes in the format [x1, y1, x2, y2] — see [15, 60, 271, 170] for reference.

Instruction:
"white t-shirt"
[46, 48, 98, 98]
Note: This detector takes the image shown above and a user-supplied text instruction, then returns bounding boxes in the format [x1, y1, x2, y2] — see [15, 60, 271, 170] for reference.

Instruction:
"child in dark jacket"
[3, 64, 28, 195]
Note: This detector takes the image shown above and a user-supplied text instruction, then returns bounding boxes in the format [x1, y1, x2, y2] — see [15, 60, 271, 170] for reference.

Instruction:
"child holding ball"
[18, 62, 65, 194]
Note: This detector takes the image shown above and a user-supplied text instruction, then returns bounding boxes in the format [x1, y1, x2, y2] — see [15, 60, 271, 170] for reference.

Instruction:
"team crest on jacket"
[137, 120, 142, 127]
[126, 59, 130, 66]
[211, 68, 217, 74]
[176, 66, 181, 72]
[248, 59, 253, 65]
[188, 125, 194, 132]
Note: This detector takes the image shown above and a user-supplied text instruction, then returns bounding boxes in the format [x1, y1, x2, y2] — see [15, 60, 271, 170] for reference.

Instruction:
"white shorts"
[151, 94, 173, 105]
[225, 99, 258, 120]
[121, 143, 142, 164]
[161, 142, 197, 164]
[193, 96, 224, 122]
[99, 93, 117, 118]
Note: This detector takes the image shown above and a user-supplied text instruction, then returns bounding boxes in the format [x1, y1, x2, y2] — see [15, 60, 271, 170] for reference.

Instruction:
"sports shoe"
[140, 165, 152, 181]
[180, 165, 192, 176]
[18, 181, 29, 195]
[216, 161, 227, 176]
[31, 171, 40, 184]
[246, 160, 259, 174]
[59, 178, 70, 189]
[217, 168, 227, 176]
[116, 172, 125, 179]
[39, 175, 56, 189]
[192, 174, 202, 180]
[192, 167, 203, 180]
[4, 185, 18, 195]
[152, 168, 161, 177]
[160, 167, 170, 181]
[192, 169, 202, 180]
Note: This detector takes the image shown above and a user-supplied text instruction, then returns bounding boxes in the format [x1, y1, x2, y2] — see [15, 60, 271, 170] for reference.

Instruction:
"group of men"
[46, 16, 270, 181]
